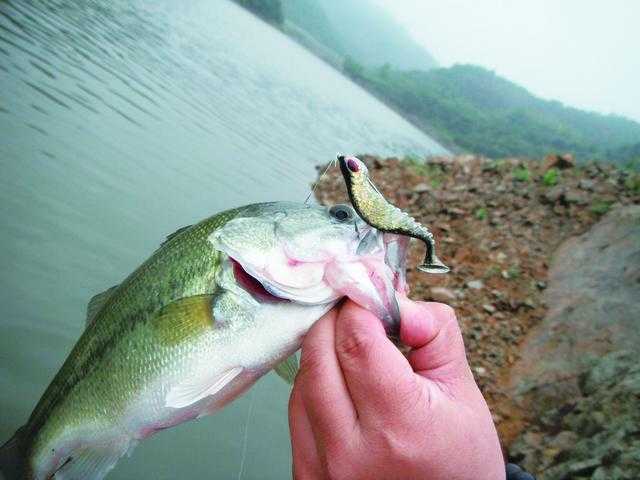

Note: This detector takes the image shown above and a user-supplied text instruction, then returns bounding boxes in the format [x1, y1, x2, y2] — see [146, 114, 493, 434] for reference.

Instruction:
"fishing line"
[237, 389, 255, 480]
[304, 157, 337, 204]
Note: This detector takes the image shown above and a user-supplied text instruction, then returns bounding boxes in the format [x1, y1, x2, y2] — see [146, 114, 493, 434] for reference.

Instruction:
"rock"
[466, 279, 484, 290]
[580, 350, 637, 396]
[473, 366, 487, 376]
[564, 189, 589, 205]
[510, 207, 640, 391]
[536, 281, 547, 290]
[542, 185, 565, 204]
[454, 288, 466, 299]
[412, 182, 430, 193]
[567, 458, 602, 475]
[483, 304, 496, 314]
[446, 207, 466, 217]
[549, 430, 579, 453]
[428, 287, 457, 303]
[544, 153, 575, 170]
[507, 206, 640, 479]
[579, 179, 595, 191]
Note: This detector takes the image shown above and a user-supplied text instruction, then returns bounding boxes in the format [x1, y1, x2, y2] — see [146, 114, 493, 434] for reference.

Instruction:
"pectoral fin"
[165, 367, 244, 409]
[152, 295, 215, 346]
[274, 353, 299, 385]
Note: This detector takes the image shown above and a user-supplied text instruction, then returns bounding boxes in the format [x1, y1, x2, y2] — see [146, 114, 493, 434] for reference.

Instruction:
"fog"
[377, 0, 640, 122]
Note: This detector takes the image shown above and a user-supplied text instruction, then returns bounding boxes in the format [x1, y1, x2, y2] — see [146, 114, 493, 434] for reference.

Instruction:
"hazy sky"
[377, 0, 640, 122]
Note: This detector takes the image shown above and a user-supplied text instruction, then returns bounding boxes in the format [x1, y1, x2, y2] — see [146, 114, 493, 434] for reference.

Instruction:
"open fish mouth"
[211, 203, 410, 333]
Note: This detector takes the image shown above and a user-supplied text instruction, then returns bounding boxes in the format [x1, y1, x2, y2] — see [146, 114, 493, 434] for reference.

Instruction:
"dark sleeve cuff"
[506, 462, 536, 480]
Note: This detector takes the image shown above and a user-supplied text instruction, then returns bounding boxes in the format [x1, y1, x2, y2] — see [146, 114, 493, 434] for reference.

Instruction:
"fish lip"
[381, 294, 401, 336]
[384, 233, 410, 332]
[230, 257, 289, 303]
[361, 230, 409, 335]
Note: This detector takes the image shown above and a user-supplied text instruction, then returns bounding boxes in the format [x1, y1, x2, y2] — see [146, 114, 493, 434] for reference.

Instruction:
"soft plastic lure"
[338, 154, 450, 274]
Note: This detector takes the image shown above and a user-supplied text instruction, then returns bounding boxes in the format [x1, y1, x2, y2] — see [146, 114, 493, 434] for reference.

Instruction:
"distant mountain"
[344, 63, 640, 163]
[231, 0, 640, 165]
[281, 0, 438, 71]
[609, 142, 640, 168]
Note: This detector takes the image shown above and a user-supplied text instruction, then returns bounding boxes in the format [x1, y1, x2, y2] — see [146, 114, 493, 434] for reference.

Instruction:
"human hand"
[288, 298, 505, 480]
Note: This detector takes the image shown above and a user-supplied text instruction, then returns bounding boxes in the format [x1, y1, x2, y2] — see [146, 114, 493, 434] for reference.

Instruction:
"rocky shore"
[508, 205, 640, 479]
[313, 154, 640, 477]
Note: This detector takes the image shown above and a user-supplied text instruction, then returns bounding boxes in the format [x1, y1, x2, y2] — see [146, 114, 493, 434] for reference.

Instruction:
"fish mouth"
[323, 228, 409, 334]
[211, 205, 408, 334]
[227, 228, 409, 335]
[230, 258, 290, 304]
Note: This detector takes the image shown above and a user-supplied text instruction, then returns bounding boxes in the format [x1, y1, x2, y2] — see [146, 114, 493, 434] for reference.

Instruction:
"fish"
[0, 201, 410, 480]
[337, 154, 450, 274]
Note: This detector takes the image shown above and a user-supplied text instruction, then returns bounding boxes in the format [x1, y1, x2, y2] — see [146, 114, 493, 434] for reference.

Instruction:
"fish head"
[210, 202, 409, 334]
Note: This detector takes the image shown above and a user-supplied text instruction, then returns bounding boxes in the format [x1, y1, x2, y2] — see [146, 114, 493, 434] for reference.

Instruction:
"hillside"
[344, 63, 640, 164]
[281, 0, 438, 71]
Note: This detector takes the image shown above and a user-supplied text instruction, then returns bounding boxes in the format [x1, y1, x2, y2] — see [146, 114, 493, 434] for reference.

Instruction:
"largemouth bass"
[0, 201, 409, 480]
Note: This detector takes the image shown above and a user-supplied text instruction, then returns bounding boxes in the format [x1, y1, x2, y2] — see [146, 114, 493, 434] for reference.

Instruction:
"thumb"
[398, 297, 473, 384]
[334, 300, 418, 420]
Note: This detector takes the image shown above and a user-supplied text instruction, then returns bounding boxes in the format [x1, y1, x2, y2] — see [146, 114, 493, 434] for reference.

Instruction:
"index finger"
[295, 307, 358, 451]
[334, 300, 418, 421]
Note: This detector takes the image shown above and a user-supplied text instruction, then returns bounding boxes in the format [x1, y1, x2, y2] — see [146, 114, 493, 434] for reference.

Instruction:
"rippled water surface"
[0, 1, 445, 478]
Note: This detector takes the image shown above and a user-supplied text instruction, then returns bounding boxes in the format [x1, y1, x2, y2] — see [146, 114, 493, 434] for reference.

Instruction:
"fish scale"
[1, 201, 409, 480]
[24, 207, 244, 478]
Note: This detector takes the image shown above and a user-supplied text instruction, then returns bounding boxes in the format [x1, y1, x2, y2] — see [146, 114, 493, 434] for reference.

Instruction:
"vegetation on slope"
[343, 62, 640, 163]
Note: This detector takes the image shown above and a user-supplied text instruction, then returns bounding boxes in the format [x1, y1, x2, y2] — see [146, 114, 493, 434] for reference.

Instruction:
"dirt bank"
[313, 154, 640, 447]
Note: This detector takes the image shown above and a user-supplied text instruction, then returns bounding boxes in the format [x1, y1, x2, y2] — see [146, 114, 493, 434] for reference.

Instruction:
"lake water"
[0, 1, 445, 478]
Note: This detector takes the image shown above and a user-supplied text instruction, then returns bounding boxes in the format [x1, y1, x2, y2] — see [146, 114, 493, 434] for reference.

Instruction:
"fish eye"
[329, 204, 355, 222]
[346, 158, 360, 172]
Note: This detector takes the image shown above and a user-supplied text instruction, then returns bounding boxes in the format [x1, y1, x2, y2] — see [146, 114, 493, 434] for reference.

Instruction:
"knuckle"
[429, 302, 463, 342]
[395, 375, 428, 410]
[336, 329, 376, 361]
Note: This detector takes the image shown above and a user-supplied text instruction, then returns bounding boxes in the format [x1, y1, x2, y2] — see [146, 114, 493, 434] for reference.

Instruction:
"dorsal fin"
[162, 225, 192, 247]
[86, 285, 119, 327]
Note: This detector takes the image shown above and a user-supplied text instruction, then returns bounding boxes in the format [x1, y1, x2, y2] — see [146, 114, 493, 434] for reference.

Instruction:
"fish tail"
[0, 426, 28, 480]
